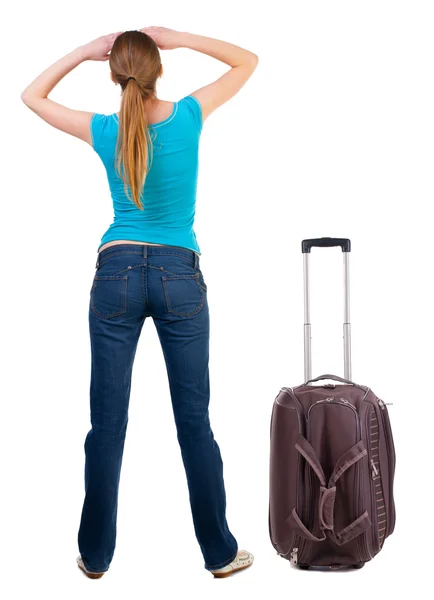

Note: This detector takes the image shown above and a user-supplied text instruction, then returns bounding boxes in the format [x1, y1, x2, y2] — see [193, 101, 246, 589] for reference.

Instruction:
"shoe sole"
[212, 561, 253, 578]
[78, 561, 105, 579]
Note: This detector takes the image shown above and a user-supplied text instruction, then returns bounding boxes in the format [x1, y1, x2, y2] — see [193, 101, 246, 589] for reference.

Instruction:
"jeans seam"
[99, 252, 195, 271]
[148, 264, 199, 277]
[162, 277, 204, 317]
[149, 265, 206, 292]
[109, 264, 141, 276]
[149, 253, 196, 267]
[90, 276, 128, 319]
[155, 251, 194, 261]
[205, 550, 238, 570]
[99, 249, 143, 267]
[82, 560, 109, 573]
[142, 263, 145, 308]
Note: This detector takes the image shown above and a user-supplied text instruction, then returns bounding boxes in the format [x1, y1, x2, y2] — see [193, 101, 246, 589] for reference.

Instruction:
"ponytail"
[109, 29, 162, 209]
[115, 80, 153, 211]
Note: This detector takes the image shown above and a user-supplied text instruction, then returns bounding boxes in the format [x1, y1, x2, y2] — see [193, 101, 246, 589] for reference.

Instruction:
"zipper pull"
[290, 547, 298, 566]
[315, 397, 334, 405]
[371, 459, 379, 479]
[378, 398, 393, 410]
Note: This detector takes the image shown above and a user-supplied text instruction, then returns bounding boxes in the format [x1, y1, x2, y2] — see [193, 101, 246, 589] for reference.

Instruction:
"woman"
[21, 27, 258, 578]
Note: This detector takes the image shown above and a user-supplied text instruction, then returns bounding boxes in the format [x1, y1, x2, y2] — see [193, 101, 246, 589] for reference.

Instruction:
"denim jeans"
[77, 243, 238, 573]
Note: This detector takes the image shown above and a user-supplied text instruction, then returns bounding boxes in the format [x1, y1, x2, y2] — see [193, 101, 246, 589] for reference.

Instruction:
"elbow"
[21, 88, 40, 106]
[21, 91, 31, 105]
[249, 53, 259, 70]
[21, 90, 46, 107]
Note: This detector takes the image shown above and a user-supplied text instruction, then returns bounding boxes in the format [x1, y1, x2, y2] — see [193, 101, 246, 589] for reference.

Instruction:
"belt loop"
[194, 252, 199, 268]
[95, 253, 100, 269]
[143, 244, 148, 259]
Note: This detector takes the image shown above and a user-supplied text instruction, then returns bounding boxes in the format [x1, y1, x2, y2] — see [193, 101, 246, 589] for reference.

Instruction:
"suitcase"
[269, 238, 396, 569]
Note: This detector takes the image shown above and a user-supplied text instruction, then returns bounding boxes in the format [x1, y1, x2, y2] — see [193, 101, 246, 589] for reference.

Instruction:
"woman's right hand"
[140, 27, 184, 50]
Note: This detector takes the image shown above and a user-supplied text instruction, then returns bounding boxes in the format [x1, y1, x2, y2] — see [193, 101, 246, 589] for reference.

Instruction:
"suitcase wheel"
[298, 563, 365, 570]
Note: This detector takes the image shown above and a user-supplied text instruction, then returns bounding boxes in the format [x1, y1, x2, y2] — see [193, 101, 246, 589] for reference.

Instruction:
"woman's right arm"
[141, 27, 258, 121]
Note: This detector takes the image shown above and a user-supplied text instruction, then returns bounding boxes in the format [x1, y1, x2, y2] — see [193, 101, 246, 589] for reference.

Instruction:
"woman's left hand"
[140, 27, 184, 50]
[80, 32, 123, 61]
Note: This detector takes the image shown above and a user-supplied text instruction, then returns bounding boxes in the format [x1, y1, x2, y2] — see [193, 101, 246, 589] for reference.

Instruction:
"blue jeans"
[77, 243, 238, 573]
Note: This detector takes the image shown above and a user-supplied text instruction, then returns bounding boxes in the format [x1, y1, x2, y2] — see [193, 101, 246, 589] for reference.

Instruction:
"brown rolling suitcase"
[269, 238, 396, 569]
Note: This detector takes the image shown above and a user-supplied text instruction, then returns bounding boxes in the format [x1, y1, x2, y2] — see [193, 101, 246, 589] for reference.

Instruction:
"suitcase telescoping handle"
[302, 238, 352, 382]
[302, 238, 351, 253]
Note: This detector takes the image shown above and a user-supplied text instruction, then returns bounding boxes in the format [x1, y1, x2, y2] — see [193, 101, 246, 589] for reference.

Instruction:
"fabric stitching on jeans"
[81, 558, 108, 573]
[142, 263, 145, 309]
[149, 253, 196, 267]
[197, 273, 207, 293]
[162, 276, 204, 317]
[150, 265, 207, 292]
[109, 264, 141, 276]
[149, 264, 198, 276]
[98, 248, 143, 265]
[99, 249, 196, 270]
[91, 276, 128, 319]
[205, 550, 238, 570]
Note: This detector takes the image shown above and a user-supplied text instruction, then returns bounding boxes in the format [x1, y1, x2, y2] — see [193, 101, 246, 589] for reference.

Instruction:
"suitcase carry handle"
[287, 435, 372, 545]
[302, 374, 358, 387]
[302, 238, 352, 381]
[294, 374, 368, 392]
[302, 238, 351, 254]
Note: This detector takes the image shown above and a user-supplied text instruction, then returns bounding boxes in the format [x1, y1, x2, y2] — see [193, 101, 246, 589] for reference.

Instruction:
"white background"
[3, 1, 433, 598]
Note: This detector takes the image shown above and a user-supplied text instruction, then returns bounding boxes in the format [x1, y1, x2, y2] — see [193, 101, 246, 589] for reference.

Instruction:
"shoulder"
[177, 96, 203, 133]
[90, 113, 118, 152]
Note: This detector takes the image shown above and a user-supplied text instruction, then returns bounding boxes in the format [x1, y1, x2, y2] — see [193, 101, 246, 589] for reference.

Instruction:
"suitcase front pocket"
[290, 399, 371, 566]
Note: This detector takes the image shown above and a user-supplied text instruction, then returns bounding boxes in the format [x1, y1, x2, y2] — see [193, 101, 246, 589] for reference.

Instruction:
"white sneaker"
[76, 555, 106, 579]
[210, 550, 254, 578]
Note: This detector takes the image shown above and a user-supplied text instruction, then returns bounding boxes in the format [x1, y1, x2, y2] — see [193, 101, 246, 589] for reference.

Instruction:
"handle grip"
[303, 374, 357, 386]
[297, 374, 368, 392]
[302, 238, 351, 254]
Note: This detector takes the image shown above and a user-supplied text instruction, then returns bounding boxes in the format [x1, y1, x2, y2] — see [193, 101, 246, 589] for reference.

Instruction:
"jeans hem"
[204, 548, 238, 571]
[82, 557, 110, 574]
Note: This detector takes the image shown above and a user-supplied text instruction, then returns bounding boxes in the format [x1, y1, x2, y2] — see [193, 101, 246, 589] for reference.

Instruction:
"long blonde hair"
[109, 31, 162, 210]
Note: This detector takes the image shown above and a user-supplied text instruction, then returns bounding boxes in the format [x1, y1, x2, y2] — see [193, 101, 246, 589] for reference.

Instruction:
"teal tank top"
[90, 95, 203, 253]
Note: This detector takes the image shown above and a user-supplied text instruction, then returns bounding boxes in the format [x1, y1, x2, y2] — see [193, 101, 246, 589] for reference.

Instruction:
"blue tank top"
[90, 95, 202, 253]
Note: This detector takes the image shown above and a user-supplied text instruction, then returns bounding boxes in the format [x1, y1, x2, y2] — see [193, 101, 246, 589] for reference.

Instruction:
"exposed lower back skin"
[98, 239, 165, 253]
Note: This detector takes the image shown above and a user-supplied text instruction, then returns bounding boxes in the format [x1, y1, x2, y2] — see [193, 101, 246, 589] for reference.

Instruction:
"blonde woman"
[21, 27, 258, 578]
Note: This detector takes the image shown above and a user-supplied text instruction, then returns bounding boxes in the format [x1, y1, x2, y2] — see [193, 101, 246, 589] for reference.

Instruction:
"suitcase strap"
[287, 435, 372, 546]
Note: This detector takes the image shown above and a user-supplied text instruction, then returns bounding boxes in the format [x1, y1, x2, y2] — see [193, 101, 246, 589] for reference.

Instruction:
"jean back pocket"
[91, 275, 128, 319]
[162, 273, 205, 317]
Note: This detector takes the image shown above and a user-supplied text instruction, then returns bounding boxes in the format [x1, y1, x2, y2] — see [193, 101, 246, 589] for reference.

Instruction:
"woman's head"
[109, 30, 162, 210]
[109, 30, 162, 96]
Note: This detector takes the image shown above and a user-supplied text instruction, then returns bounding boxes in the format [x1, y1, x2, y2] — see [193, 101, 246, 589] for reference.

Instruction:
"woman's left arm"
[21, 32, 122, 145]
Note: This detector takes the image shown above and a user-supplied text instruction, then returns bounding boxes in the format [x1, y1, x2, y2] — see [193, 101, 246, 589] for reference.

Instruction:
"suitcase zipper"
[377, 398, 396, 537]
[283, 389, 307, 563]
[362, 407, 379, 560]
[358, 458, 370, 562]
[378, 399, 393, 408]
[307, 397, 360, 438]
